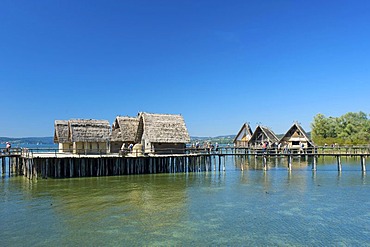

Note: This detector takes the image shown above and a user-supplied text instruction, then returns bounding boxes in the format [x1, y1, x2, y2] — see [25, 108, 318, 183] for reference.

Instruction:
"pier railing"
[186, 145, 370, 156]
[1, 145, 369, 179]
[0, 147, 22, 157]
[1, 145, 368, 159]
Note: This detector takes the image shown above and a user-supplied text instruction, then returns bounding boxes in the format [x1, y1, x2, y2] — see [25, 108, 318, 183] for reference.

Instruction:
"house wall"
[234, 133, 251, 146]
[73, 142, 108, 154]
[110, 141, 123, 153]
[59, 143, 72, 153]
[250, 133, 267, 147]
[281, 133, 314, 148]
[235, 141, 249, 148]
[152, 143, 186, 154]
[143, 139, 152, 154]
[282, 138, 309, 148]
[110, 141, 136, 153]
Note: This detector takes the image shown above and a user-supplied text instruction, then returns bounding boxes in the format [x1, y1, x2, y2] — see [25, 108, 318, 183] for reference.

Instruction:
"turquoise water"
[1, 156, 370, 246]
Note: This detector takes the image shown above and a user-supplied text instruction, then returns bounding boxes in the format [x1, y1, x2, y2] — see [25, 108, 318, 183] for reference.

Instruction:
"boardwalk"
[0, 146, 368, 179]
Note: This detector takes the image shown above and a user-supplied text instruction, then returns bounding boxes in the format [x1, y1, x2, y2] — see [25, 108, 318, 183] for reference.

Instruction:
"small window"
[292, 141, 300, 146]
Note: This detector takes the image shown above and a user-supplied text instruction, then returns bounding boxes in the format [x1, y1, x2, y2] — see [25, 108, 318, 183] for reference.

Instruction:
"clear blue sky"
[1, 0, 370, 137]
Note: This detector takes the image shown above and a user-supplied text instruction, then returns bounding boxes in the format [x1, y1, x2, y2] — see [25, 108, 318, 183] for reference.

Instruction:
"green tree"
[311, 112, 370, 145]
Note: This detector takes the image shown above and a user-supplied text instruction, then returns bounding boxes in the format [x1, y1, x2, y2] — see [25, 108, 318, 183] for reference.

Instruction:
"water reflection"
[234, 155, 311, 171]
[1, 157, 370, 246]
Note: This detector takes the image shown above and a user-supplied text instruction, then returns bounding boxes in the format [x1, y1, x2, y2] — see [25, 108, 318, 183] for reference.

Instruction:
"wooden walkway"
[0, 146, 368, 179]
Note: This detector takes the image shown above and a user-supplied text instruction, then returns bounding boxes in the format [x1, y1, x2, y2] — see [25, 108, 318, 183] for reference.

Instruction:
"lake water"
[1, 155, 370, 246]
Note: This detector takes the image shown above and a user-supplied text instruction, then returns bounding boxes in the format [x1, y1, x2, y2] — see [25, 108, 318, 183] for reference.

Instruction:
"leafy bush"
[311, 112, 370, 145]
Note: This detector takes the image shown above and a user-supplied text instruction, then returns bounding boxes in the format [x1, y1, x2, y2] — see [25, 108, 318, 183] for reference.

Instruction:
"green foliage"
[311, 112, 370, 145]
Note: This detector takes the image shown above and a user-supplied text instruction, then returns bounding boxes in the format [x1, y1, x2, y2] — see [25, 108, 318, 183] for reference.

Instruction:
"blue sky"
[1, 0, 370, 137]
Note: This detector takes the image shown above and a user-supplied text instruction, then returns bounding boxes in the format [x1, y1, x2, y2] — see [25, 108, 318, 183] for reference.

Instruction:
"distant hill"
[0, 137, 54, 145]
[190, 135, 235, 144]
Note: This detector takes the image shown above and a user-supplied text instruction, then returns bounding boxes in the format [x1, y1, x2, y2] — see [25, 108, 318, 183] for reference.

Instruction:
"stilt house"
[233, 123, 253, 147]
[138, 112, 190, 154]
[54, 120, 72, 152]
[248, 125, 279, 148]
[54, 119, 111, 154]
[110, 116, 140, 153]
[279, 123, 315, 149]
[68, 119, 110, 154]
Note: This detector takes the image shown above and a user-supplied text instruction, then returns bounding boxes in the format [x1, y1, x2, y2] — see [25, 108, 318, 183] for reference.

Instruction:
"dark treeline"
[311, 111, 370, 145]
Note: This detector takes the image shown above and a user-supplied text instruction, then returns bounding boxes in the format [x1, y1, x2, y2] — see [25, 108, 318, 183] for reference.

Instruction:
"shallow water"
[1, 156, 370, 246]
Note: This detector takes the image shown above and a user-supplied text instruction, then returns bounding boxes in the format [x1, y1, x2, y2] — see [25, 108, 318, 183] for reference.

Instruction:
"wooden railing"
[186, 145, 370, 156]
[1, 145, 368, 158]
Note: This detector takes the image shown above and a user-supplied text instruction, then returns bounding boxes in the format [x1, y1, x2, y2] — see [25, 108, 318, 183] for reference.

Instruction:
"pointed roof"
[249, 125, 279, 144]
[110, 116, 140, 143]
[140, 112, 190, 143]
[233, 123, 253, 143]
[280, 122, 315, 146]
[69, 119, 110, 142]
[54, 120, 69, 143]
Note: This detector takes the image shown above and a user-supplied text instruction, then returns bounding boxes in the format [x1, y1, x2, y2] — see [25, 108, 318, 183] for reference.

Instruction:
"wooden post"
[70, 158, 74, 177]
[218, 155, 221, 172]
[33, 159, 37, 180]
[288, 155, 292, 171]
[312, 155, 317, 171]
[45, 159, 48, 178]
[337, 155, 342, 172]
[361, 156, 366, 173]
[90, 159, 93, 177]
[218, 155, 221, 171]
[1, 157, 5, 174]
[27, 159, 30, 179]
[9, 157, 12, 176]
[263, 155, 267, 171]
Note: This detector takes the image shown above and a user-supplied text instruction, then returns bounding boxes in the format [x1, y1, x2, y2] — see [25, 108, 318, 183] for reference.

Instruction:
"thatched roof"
[69, 119, 110, 142]
[280, 123, 315, 146]
[110, 116, 140, 143]
[249, 125, 279, 144]
[140, 112, 190, 143]
[54, 120, 69, 143]
[233, 123, 253, 143]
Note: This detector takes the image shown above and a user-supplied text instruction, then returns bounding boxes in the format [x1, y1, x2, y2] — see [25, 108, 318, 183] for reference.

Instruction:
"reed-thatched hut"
[54, 120, 72, 152]
[110, 116, 140, 153]
[68, 119, 110, 154]
[138, 112, 190, 154]
[248, 125, 279, 148]
[279, 123, 315, 150]
[233, 123, 253, 147]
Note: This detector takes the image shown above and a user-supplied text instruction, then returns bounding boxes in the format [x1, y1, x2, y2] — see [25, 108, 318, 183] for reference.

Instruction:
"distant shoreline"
[0, 135, 238, 146]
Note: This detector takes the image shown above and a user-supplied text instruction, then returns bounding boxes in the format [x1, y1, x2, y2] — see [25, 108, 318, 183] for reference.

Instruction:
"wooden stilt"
[1, 157, 5, 174]
[337, 155, 342, 172]
[263, 155, 267, 171]
[312, 155, 317, 171]
[288, 155, 292, 171]
[361, 156, 366, 173]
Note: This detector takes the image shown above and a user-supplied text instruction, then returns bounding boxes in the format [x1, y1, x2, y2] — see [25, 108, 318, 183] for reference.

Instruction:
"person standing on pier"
[128, 143, 133, 152]
[6, 142, 11, 153]
[262, 142, 267, 153]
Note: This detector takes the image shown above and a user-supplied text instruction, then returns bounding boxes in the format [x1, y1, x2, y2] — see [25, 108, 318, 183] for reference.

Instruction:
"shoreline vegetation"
[0, 135, 238, 146]
[311, 111, 370, 145]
